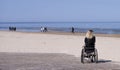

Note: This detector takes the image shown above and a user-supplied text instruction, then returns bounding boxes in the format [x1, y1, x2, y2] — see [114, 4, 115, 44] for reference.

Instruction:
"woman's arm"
[93, 36, 96, 43]
[84, 37, 88, 44]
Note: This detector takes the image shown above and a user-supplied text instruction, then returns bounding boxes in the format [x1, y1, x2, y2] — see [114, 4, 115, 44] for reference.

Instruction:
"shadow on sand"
[97, 59, 112, 63]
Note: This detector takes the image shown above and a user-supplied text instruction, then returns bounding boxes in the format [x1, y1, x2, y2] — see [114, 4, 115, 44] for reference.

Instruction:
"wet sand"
[0, 53, 120, 70]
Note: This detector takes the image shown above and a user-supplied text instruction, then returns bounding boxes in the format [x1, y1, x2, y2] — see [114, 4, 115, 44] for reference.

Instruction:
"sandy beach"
[0, 31, 120, 70]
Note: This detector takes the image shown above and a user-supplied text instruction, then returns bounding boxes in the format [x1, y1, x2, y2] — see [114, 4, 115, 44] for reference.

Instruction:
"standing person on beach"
[71, 27, 74, 33]
[84, 30, 96, 48]
[40, 27, 44, 32]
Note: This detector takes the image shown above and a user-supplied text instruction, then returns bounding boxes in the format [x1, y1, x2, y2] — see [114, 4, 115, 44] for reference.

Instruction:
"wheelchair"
[81, 46, 98, 63]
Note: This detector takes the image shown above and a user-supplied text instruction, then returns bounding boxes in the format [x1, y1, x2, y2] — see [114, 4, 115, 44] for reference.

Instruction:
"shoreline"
[0, 30, 120, 38]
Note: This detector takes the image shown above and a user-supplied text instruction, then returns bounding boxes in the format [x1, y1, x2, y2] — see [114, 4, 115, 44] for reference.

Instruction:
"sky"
[0, 0, 120, 22]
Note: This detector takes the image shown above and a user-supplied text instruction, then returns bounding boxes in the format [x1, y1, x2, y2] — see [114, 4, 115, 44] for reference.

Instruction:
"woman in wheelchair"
[81, 30, 98, 63]
[84, 30, 95, 53]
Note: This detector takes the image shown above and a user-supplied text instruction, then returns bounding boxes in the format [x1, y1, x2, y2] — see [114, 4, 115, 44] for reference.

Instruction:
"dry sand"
[0, 31, 120, 70]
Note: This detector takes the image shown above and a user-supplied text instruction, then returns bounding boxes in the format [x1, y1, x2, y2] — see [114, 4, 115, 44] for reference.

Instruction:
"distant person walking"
[40, 27, 47, 32]
[71, 27, 74, 33]
[40, 27, 44, 32]
[44, 27, 47, 32]
[9, 27, 16, 31]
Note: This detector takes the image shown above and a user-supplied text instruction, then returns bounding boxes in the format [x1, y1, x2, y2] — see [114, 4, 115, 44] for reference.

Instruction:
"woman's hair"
[85, 30, 94, 39]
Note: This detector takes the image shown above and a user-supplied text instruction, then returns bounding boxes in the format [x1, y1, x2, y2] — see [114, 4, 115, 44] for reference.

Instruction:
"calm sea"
[0, 22, 120, 34]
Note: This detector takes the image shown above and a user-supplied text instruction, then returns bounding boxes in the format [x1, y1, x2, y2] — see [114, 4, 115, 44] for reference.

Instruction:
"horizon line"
[1, 21, 120, 23]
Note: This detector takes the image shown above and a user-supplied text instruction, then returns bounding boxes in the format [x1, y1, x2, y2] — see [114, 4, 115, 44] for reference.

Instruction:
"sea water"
[0, 22, 120, 34]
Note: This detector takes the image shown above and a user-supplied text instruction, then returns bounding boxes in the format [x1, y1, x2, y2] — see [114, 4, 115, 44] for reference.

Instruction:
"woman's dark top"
[84, 36, 96, 48]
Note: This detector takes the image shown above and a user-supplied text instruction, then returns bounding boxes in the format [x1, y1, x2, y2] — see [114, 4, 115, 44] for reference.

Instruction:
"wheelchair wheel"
[81, 49, 84, 63]
[94, 49, 98, 63]
[90, 56, 94, 62]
